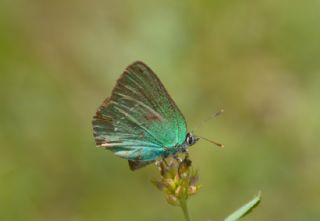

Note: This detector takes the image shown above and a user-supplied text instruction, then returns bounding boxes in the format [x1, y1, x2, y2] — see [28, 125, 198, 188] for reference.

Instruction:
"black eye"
[186, 133, 194, 145]
[188, 137, 194, 145]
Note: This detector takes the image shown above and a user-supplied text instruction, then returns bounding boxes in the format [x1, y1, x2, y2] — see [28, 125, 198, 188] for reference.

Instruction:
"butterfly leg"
[154, 157, 171, 176]
[184, 149, 189, 160]
[178, 156, 192, 178]
[160, 156, 169, 167]
[173, 155, 183, 163]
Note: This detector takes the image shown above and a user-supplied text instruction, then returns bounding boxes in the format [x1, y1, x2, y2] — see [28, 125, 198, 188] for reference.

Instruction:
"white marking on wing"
[118, 82, 140, 97]
[124, 71, 144, 89]
[100, 142, 122, 147]
[100, 142, 159, 149]
[114, 92, 164, 121]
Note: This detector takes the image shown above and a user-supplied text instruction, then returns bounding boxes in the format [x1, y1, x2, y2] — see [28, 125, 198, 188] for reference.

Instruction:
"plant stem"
[180, 199, 192, 221]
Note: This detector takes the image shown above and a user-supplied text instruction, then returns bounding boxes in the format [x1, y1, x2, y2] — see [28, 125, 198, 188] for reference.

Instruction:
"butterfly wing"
[128, 160, 155, 171]
[92, 61, 187, 165]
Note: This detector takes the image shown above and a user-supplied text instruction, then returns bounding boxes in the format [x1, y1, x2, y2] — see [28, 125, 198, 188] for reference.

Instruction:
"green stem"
[180, 199, 192, 221]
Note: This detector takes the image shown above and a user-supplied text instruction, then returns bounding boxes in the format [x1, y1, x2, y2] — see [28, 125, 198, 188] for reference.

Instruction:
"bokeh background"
[1, 0, 320, 220]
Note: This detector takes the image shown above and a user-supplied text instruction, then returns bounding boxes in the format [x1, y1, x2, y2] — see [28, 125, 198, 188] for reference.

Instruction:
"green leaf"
[224, 192, 261, 221]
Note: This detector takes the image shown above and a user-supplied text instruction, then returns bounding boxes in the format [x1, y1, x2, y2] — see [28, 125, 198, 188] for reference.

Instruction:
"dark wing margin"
[93, 97, 112, 146]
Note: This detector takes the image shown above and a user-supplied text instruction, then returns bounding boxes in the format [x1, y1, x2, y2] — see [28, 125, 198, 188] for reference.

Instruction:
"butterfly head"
[185, 132, 199, 147]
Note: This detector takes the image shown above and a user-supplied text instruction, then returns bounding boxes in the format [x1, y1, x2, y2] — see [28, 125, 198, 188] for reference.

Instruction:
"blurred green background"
[1, 0, 320, 220]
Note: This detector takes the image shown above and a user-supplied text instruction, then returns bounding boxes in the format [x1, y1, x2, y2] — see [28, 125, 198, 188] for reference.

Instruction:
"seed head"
[152, 156, 200, 206]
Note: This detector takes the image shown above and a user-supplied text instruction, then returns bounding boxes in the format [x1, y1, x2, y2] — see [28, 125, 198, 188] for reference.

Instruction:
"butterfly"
[92, 61, 199, 170]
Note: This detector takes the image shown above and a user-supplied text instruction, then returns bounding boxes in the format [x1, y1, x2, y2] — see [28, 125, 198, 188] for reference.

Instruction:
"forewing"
[92, 61, 187, 161]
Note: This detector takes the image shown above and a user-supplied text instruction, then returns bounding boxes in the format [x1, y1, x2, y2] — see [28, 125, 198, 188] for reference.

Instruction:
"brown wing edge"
[128, 160, 155, 171]
[92, 97, 112, 146]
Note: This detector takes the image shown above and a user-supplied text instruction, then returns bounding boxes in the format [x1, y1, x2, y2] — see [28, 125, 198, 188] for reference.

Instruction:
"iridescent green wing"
[92, 61, 187, 162]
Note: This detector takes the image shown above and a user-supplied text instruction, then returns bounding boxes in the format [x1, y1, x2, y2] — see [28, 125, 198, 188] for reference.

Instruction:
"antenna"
[192, 109, 224, 133]
[191, 108, 225, 148]
[196, 135, 224, 148]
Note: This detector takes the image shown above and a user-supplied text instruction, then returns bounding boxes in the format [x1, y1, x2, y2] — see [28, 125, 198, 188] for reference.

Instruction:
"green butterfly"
[92, 61, 199, 170]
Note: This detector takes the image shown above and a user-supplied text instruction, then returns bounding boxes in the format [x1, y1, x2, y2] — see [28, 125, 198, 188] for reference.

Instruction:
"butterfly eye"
[186, 133, 195, 145]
